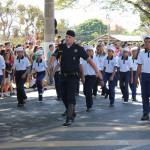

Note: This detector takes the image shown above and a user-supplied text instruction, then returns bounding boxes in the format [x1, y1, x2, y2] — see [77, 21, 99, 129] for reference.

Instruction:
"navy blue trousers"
[141, 73, 150, 113]
[54, 71, 61, 99]
[84, 75, 96, 108]
[102, 72, 116, 104]
[36, 71, 45, 101]
[129, 71, 137, 99]
[119, 71, 130, 101]
[15, 70, 27, 104]
[60, 75, 77, 109]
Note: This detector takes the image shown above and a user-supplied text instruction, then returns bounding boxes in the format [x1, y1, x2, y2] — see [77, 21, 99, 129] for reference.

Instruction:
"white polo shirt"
[96, 54, 107, 71]
[14, 56, 30, 71]
[137, 49, 150, 73]
[103, 56, 118, 73]
[131, 57, 138, 71]
[82, 56, 100, 76]
[0, 55, 5, 75]
[32, 58, 48, 72]
[118, 56, 133, 72]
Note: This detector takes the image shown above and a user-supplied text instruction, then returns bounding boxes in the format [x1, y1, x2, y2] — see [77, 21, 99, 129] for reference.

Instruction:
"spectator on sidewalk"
[26, 42, 34, 74]
[0, 53, 5, 99]
[47, 44, 54, 85]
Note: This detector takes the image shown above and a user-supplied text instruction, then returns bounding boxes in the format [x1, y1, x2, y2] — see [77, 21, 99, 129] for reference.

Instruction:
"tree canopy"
[75, 19, 107, 42]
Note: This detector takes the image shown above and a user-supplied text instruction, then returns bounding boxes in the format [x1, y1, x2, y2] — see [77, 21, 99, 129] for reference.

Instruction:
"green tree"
[55, 0, 79, 9]
[75, 19, 107, 42]
[0, 0, 16, 40]
[57, 19, 69, 38]
[17, 4, 44, 37]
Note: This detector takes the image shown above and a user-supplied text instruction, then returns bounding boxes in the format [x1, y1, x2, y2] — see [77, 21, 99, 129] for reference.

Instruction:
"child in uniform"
[14, 47, 30, 107]
[32, 50, 49, 103]
[82, 45, 103, 111]
[129, 47, 138, 102]
[136, 35, 150, 121]
[118, 47, 133, 104]
[102, 45, 118, 107]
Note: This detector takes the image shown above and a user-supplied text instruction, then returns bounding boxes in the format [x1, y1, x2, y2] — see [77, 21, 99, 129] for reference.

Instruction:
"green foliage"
[75, 19, 107, 42]
[17, 4, 44, 36]
[55, 0, 79, 9]
[57, 19, 70, 38]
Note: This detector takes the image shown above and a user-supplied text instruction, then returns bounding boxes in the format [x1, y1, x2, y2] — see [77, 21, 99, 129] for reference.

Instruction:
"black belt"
[61, 72, 77, 77]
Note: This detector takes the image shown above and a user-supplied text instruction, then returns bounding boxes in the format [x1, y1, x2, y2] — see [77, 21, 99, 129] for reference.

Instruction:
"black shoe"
[105, 93, 109, 99]
[86, 107, 92, 112]
[56, 97, 62, 101]
[62, 110, 67, 116]
[132, 98, 137, 102]
[109, 103, 114, 107]
[17, 104, 24, 107]
[75, 93, 79, 96]
[63, 117, 73, 126]
[141, 112, 149, 121]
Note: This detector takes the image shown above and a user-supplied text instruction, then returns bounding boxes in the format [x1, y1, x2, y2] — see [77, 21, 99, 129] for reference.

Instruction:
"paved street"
[0, 85, 150, 150]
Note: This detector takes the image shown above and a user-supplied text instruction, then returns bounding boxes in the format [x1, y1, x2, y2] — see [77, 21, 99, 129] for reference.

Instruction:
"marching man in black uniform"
[49, 30, 104, 126]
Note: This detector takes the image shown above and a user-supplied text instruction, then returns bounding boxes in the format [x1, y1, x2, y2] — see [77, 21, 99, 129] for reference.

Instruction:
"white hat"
[85, 45, 94, 51]
[106, 45, 116, 52]
[123, 47, 129, 52]
[143, 35, 150, 41]
[36, 50, 43, 55]
[131, 47, 138, 51]
[16, 47, 23, 52]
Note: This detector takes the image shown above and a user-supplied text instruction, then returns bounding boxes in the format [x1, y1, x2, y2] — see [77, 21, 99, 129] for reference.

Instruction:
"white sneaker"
[123, 101, 128, 104]
[3, 93, 9, 97]
[36, 101, 43, 103]
[0, 94, 4, 99]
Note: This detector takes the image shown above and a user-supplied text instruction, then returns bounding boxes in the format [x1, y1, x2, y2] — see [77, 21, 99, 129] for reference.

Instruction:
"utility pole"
[44, 0, 55, 84]
[44, 0, 55, 60]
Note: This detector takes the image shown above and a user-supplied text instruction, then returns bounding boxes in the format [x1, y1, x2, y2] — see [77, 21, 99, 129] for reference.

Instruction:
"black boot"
[141, 112, 149, 121]
[63, 104, 75, 126]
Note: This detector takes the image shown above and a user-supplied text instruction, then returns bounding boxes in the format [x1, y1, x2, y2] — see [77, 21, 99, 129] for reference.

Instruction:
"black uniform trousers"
[54, 71, 61, 99]
[15, 70, 27, 104]
[119, 71, 130, 101]
[93, 77, 100, 96]
[60, 75, 78, 109]
[36, 71, 45, 101]
[84, 75, 96, 108]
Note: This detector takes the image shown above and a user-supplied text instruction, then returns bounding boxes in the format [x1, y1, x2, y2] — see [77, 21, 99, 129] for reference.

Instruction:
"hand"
[21, 73, 26, 79]
[100, 80, 104, 87]
[135, 78, 139, 88]
[47, 71, 50, 77]
[96, 72, 102, 79]
[13, 77, 15, 83]
[81, 77, 85, 84]
[109, 76, 114, 81]
[130, 77, 133, 84]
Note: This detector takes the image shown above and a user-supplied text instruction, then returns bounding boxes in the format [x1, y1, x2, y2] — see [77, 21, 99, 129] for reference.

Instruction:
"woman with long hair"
[93, 44, 107, 98]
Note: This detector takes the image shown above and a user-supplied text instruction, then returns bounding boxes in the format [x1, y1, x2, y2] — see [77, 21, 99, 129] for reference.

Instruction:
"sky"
[15, 0, 141, 32]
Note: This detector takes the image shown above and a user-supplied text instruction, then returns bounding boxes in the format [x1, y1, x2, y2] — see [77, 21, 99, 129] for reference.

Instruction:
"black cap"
[66, 30, 75, 37]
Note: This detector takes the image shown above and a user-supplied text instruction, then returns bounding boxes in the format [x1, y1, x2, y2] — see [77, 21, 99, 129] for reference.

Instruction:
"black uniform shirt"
[52, 43, 89, 73]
